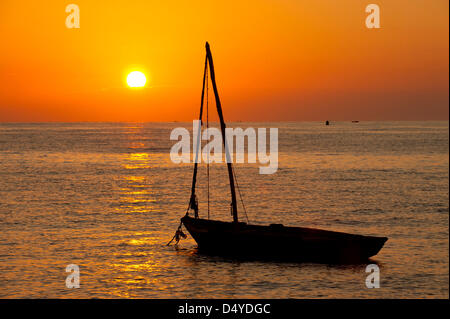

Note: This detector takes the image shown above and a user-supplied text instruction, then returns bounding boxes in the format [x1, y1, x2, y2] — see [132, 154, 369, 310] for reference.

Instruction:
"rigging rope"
[185, 54, 248, 224]
[167, 221, 187, 246]
[231, 165, 250, 224]
[206, 64, 210, 219]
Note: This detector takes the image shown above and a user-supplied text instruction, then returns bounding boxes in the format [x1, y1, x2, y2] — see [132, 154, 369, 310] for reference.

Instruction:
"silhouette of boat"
[171, 42, 387, 263]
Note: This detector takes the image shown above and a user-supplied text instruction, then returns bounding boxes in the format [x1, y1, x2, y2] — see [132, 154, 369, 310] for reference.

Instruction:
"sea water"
[0, 121, 448, 298]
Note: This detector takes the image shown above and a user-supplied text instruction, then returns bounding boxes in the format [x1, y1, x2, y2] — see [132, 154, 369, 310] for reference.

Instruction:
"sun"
[127, 71, 147, 88]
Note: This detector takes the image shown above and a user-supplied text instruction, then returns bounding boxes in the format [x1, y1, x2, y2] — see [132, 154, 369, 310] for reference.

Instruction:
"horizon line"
[0, 119, 448, 124]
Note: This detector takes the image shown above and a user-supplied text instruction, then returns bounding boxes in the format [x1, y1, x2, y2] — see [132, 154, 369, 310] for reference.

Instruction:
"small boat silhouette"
[171, 42, 388, 263]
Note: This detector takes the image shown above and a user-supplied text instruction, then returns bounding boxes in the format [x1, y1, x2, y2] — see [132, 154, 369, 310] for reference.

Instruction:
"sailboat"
[171, 42, 387, 263]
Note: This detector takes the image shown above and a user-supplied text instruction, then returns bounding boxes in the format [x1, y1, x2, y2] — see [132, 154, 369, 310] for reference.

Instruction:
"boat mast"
[205, 42, 239, 223]
[188, 55, 208, 218]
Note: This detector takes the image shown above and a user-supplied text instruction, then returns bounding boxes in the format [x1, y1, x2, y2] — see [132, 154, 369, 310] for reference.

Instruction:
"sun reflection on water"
[114, 125, 159, 215]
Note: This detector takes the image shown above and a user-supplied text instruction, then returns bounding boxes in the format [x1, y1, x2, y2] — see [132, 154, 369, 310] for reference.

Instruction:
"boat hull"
[181, 215, 387, 263]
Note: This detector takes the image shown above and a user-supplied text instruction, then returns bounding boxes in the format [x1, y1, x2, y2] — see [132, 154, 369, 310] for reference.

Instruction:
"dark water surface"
[0, 121, 448, 298]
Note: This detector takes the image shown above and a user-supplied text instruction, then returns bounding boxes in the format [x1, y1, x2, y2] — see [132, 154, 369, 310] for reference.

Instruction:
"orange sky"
[0, 0, 448, 122]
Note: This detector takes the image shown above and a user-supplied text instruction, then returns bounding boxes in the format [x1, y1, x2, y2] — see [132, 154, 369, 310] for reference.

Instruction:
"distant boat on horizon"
[170, 42, 388, 263]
